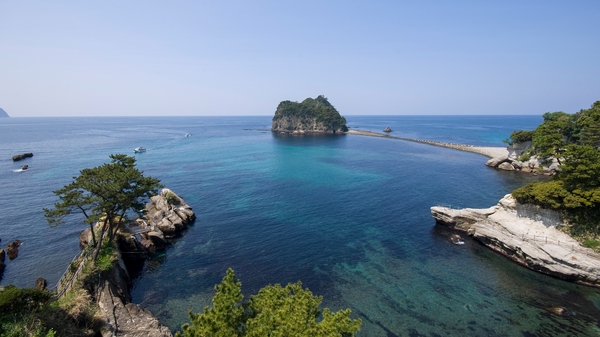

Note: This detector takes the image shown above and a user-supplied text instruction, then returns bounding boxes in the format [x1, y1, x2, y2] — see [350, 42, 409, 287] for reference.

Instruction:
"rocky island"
[271, 95, 348, 134]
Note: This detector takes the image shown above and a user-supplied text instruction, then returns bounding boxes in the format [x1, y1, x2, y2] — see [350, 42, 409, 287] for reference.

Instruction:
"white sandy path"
[347, 129, 508, 158]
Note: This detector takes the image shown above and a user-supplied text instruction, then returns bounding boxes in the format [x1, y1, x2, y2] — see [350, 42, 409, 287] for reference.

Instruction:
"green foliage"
[0, 285, 94, 336]
[1, 320, 56, 337]
[273, 95, 348, 132]
[176, 269, 361, 337]
[511, 101, 600, 236]
[583, 239, 600, 250]
[95, 239, 117, 273]
[245, 282, 361, 337]
[44, 154, 162, 261]
[178, 268, 244, 337]
[165, 191, 180, 205]
[0, 286, 51, 314]
[504, 130, 534, 145]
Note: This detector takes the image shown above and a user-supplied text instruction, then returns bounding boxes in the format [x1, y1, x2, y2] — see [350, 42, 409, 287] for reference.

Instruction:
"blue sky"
[1, 1, 599, 117]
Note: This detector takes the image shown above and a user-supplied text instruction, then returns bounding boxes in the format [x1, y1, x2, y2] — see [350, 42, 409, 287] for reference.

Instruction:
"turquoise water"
[1, 116, 599, 336]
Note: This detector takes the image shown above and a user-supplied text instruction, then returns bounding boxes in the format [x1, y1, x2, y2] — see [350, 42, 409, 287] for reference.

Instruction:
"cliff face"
[0, 108, 8, 118]
[431, 194, 600, 287]
[271, 95, 348, 134]
[96, 250, 173, 337]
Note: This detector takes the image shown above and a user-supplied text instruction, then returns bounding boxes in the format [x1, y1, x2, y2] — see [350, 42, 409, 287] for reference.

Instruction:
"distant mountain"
[0, 108, 9, 118]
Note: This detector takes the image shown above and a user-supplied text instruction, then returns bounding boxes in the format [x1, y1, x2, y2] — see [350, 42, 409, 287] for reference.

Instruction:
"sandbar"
[346, 129, 507, 158]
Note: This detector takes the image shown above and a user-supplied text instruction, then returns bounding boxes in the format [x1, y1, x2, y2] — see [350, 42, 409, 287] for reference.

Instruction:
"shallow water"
[1, 115, 598, 336]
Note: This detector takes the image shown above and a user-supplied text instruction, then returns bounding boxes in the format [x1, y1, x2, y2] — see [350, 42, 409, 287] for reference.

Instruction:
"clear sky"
[1, 1, 599, 117]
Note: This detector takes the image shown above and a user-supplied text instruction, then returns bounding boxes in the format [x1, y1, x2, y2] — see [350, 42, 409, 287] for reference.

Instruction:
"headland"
[431, 194, 600, 288]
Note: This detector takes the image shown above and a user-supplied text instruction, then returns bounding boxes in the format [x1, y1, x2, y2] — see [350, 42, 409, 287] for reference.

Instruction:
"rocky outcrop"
[96, 249, 172, 337]
[35, 277, 47, 291]
[271, 95, 348, 134]
[485, 141, 559, 175]
[383, 127, 392, 132]
[6, 240, 21, 260]
[0, 248, 5, 278]
[431, 195, 600, 287]
[12, 153, 33, 161]
[136, 189, 195, 251]
[94, 189, 195, 336]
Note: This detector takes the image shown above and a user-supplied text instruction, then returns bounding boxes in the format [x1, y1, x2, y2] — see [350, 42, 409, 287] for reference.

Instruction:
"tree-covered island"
[271, 95, 348, 134]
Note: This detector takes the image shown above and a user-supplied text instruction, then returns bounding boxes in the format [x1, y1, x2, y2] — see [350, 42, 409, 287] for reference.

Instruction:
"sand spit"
[347, 129, 508, 158]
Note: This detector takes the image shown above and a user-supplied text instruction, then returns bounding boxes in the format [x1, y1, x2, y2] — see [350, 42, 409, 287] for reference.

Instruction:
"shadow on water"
[271, 131, 348, 146]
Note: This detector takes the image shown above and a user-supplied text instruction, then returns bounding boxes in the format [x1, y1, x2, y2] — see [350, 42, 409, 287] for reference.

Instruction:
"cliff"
[271, 95, 348, 134]
[0, 108, 8, 118]
[431, 194, 600, 287]
[96, 247, 173, 337]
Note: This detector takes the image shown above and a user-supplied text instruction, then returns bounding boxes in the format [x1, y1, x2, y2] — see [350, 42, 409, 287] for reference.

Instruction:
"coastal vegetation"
[44, 154, 162, 261]
[176, 268, 361, 337]
[272, 95, 348, 133]
[508, 101, 600, 247]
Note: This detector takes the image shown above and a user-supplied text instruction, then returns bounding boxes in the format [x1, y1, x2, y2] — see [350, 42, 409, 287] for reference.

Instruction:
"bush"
[0, 286, 51, 314]
[165, 191, 180, 205]
[504, 130, 534, 145]
[96, 240, 117, 273]
[583, 239, 600, 250]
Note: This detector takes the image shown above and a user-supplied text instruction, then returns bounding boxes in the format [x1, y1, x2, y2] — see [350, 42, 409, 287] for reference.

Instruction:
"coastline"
[431, 195, 600, 288]
[346, 129, 508, 158]
[350, 128, 600, 288]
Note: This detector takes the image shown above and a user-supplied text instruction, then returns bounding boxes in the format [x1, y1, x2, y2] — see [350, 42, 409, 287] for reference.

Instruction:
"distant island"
[271, 95, 348, 134]
[0, 108, 9, 118]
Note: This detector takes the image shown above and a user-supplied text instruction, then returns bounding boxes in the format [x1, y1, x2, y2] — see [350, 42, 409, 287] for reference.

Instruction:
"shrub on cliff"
[0, 285, 93, 336]
[176, 268, 361, 337]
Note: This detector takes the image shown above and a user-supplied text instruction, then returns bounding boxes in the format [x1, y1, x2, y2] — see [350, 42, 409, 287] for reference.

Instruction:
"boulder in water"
[35, 278, 47, 291]
[383, 127, 393, 132]
[6, 240, 21, 260]
[12, 153, 33, 161]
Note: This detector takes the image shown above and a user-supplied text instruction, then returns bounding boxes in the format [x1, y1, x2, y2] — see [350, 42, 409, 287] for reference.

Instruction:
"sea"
[1, 115, 599, 336]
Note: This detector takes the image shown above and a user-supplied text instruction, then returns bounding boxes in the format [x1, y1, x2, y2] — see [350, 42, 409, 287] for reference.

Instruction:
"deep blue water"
[1, 115, 599, 336]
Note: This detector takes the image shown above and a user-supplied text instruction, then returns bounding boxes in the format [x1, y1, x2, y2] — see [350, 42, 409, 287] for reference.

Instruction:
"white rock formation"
[486, 141, 560, 174]
[431, 194, 600, 287]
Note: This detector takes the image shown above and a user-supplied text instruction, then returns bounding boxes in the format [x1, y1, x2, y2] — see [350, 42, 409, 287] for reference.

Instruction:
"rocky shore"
[66, 188, 195, 336]
[484, 140, 560, 174]
[431, 194, 600, 288]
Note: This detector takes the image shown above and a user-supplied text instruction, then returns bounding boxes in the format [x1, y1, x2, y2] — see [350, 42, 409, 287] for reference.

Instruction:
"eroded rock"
[431, 195, 600, 288]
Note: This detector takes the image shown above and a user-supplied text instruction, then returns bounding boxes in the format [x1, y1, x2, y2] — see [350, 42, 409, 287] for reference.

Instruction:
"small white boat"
[134, 147, 146, 153]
